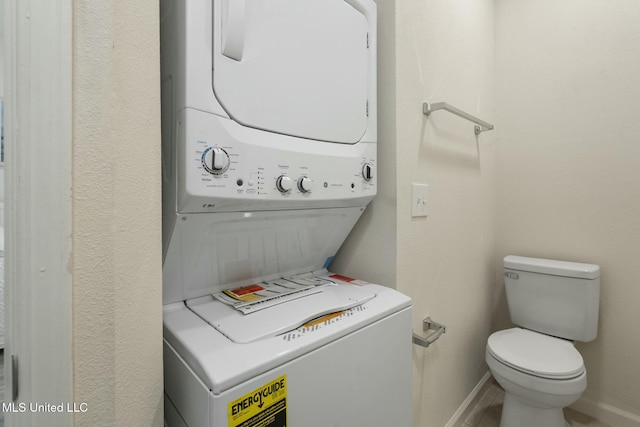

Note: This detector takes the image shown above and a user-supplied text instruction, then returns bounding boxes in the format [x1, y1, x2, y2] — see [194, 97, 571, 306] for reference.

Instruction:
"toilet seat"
[487, 328, 584, 380]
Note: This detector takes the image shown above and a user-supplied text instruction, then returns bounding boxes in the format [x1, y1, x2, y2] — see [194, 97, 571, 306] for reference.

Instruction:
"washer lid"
[487, 328, 585, 379]
[187, 282, 376, 343]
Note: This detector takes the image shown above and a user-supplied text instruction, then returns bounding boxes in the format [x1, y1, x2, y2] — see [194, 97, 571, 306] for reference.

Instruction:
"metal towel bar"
[412, 317, 446, 348]
[423, 102, 494, 135]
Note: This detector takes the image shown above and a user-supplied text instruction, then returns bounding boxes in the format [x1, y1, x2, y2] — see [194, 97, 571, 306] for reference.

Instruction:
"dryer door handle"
[222, 0, 246, 61]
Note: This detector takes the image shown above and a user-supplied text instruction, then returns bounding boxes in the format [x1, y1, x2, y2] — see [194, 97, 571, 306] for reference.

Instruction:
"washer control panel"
[178, 110, 376, 213]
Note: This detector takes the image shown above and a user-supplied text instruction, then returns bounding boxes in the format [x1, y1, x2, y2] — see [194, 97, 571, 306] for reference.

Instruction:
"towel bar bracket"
[412, 316, 446, 348]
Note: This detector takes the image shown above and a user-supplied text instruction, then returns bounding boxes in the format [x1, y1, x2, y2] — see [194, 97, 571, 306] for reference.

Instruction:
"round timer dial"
[298, 176, 313, 193]
[202, 147, 230, 175]
[276, 175, 294, 193]
[362, 163, 374, 181]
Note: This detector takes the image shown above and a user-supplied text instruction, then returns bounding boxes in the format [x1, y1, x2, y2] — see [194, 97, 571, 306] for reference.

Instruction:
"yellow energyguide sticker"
[228, 375, 287, 427]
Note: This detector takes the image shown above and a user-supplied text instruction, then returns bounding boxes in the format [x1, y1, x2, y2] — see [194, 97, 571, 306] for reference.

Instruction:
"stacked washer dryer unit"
[161, 1, 412, 427]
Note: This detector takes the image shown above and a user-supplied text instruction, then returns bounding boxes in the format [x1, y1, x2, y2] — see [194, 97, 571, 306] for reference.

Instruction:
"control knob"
[276, 175, 293, 193]
[298, 176, 313, 193]
[362, 163, 374, 181]
[202, 147, 230, 175]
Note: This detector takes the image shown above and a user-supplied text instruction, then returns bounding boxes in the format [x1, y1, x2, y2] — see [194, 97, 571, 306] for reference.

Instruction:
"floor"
[462, 379, 611, 427]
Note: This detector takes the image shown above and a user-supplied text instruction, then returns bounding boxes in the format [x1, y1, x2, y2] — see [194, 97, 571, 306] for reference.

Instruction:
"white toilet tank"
[504, 255, 600, 342]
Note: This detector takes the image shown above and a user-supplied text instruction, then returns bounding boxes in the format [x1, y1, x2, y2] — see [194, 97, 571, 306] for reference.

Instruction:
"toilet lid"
[487, 328, 585, 379]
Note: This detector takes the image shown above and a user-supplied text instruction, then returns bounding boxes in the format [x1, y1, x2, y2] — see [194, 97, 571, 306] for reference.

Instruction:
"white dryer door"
[212, 0, 371, 144]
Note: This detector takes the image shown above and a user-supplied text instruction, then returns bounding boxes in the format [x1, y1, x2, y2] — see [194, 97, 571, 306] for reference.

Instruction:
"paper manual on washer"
[213, 274, 334, 314]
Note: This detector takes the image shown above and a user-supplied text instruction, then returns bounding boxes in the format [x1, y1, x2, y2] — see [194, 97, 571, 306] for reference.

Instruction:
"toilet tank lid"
[504, 256, 600, 279]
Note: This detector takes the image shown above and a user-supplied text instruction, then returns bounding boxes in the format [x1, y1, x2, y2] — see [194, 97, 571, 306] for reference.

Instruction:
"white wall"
[334, 1, 497, 426]
[72, 2, 163, 426]
[396, 2, 496, 425]
[496, 0, 640, 422]
[331, 0, 397, 287]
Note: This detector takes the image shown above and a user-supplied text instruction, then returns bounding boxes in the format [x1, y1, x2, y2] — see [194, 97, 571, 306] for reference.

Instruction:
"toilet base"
[500, 392, 569, 427]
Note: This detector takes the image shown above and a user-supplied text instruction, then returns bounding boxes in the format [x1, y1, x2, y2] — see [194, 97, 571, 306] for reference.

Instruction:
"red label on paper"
[329, 274, 355, 283]
[230, 284, 264, 296]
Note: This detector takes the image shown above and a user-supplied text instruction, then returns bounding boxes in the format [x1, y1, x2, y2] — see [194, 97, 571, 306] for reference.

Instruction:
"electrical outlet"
[411, 183, 429, 217]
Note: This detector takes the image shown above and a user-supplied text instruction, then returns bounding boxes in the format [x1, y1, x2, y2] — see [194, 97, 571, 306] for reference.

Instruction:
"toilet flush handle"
[504, 272, 519, 279]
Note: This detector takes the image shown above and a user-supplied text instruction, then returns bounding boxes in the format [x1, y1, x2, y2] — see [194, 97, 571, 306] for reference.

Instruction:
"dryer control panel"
[177, 109, 376, 213]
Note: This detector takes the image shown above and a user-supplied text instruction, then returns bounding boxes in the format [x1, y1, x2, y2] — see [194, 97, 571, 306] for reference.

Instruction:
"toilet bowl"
[487, 256, 600, 427]
[486, 328, 586, 427]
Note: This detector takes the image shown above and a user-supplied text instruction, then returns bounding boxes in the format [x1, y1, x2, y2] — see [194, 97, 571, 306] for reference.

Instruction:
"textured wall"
[394, 1, 496, 425]
[495, 0, 640, 422]
[72, 1, 163, 426]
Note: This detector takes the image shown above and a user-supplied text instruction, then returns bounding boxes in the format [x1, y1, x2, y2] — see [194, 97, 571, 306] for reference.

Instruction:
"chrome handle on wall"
[412, 317, 446, 348]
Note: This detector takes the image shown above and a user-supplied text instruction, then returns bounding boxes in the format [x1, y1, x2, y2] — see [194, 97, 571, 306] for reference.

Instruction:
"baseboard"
[445, 371, 493, 427]
[571, 396, 640, 427]
[441, 371, 640, 427]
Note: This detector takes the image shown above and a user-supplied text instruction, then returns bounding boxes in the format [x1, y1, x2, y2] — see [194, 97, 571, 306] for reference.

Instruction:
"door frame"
[3, 0, 73, 425]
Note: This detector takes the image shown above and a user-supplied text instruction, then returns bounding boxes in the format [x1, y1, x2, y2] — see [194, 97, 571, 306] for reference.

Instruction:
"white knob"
[298, 176, 313, 193]
[276, 175, 293, 193]
[362, 163, 374, 181]
[202, 147, 230, 175]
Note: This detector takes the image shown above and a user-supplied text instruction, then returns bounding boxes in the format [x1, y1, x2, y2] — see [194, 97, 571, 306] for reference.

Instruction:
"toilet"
[486, 255, 600, 427]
